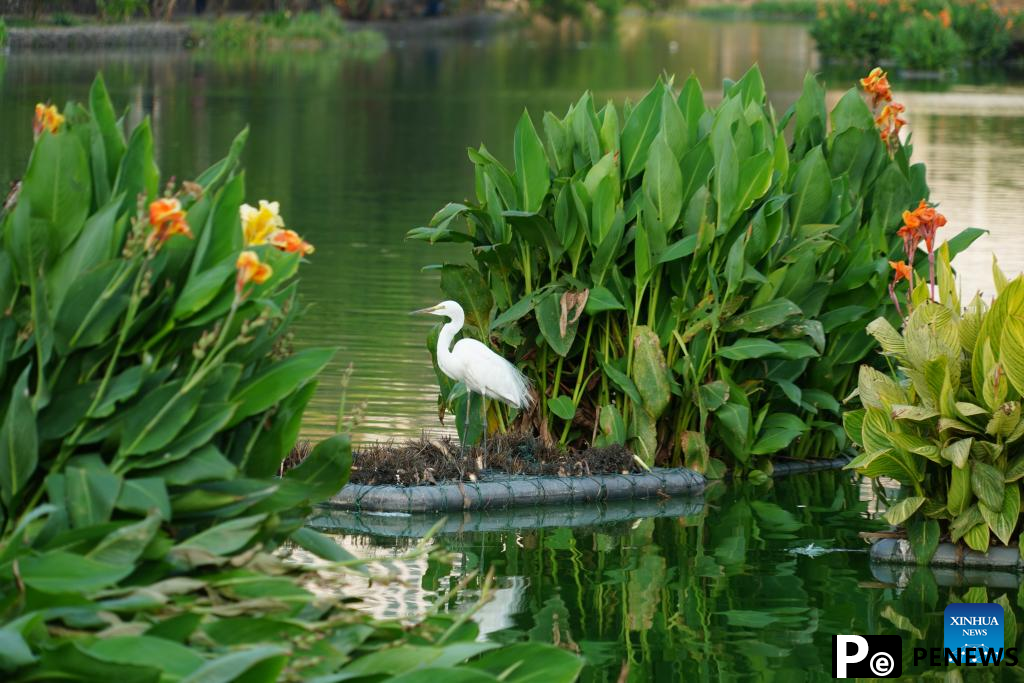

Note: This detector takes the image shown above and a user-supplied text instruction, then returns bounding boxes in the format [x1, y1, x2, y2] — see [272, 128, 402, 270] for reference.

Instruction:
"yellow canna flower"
[33, 103, 65, 138]
[240, 200, 284, 246]
[236, 250, 273, 294]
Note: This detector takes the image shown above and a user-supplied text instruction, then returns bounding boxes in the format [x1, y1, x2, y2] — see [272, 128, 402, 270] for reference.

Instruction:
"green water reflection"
[2, 16, 1024, 444]
[316, 471, 1024, 682]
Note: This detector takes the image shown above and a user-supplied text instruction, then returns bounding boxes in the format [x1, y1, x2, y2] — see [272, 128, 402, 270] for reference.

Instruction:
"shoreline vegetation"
[6, 3, 1022, 74]
[2, 9, 392, 51]
[0, 3, 813, 50]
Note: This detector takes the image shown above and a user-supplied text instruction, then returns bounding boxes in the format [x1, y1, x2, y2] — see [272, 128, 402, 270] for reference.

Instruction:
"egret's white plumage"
[414, 300, 532, 409]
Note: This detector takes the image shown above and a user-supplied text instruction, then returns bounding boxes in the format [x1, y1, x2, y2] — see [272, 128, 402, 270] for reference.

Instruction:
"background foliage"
[812, 0, 1020, 70]
[0, 75, 582, 681]
[411, 66, 980, 470]
[848, 253, 1024, 564]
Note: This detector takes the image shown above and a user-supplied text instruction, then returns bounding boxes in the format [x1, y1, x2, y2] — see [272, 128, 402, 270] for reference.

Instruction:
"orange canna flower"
[890, 260, 913, 283]
[146, 197, 192, 251]
[860, 67, 893, 108]
[875, 102, 907, 144]
[897, 223, 919, 253]
[268, 229, 315, 256]
[33, 103, 64, 138]
[901, 209, 920, 230]
[236, 250, 273, 293]
[901, 199, 946, 253]
[938, 8, 951, 26]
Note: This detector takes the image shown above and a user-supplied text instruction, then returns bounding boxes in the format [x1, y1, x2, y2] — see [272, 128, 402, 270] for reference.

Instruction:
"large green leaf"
[290, 527, 357, 563]
[55, 260, 133, 351]
[21, 130, 91, 258]
[190, 173, 244, 276]
[173, 514, 267, 558]
[390, 670, 499, 683]
[1000, 314, 1024, 396]
[980, 482, 1020, 546]
[89, 74, 127, 187]
[120, 380, 204, 456]
[173, 261, 235, 321]
[536, 290, 578, 357]
[228, 347, 336, 427]
[66, 462, 121, 527]
[621, 83, 663, 179]
[513, 110, 550, 213]
[88, 513, 162, 565]
[440, 264, 494, 334]
[751, 413, 808, 455]
[717, 338, 786, 360]
[284, 433, 352, 504]
[179, 646, 288, 683]
[19, 550, 134, 593]
[114, 117, 159, 210]
[116, 477, 171, 520]
[46, 193, 125, 309]
[467, 643, 584, 683]
[0, 368, 38, 508]
[88, 636, 203, 680]
[643, 132, 683, 231]
[971, 461, 1005, 510]
[788, 146, 831, 229]
[829, 88, 876, 133]
[884, 496, 926, 526]
[0, 629, 36, 671]
[722, 300, 802, 333]
[632, 326, 670, 419]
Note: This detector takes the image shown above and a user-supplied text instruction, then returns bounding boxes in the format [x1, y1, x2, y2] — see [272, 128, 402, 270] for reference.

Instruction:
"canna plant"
[410, 66, 981, 471]
[0, 76, 584, 681]
[847, 251, 1024, 565]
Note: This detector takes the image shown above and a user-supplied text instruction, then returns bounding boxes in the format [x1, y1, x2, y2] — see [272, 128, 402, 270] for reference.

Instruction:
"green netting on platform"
[871, 538, 1024, 573]
[309, 496, 706, 537]
[328, 468, 705, 513]
[770, 455, 853, 477]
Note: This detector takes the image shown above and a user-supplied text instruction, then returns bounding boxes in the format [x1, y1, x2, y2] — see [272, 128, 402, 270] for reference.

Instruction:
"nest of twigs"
[283, 432, 641, 486]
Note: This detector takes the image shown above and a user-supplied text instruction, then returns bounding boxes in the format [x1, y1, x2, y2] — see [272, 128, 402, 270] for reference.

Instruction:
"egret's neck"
[436, 313, 464, 372]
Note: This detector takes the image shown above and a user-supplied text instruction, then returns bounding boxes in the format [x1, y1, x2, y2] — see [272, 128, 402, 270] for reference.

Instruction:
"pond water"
[305, 470, 1024, 681]
[2, 15, 1023, 444]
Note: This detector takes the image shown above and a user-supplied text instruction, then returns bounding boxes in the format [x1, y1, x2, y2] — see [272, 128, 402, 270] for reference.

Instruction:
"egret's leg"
[482, 397, 488, 468]
[464, 393, 472, 455]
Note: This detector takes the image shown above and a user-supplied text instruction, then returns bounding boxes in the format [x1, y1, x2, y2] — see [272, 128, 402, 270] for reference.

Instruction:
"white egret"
[412, 301, 533, 437]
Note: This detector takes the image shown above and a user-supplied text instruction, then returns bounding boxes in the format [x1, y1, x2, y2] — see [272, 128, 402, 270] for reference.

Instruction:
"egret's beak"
[410, 305, 441, 315]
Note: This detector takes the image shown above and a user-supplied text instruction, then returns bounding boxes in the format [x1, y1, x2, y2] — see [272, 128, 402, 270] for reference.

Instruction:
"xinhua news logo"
[944, 603, 1005, 664]
[832, 635, 902, 678]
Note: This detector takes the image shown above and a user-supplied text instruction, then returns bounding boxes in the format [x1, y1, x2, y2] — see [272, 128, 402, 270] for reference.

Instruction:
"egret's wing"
[454, 339, 532, 409]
